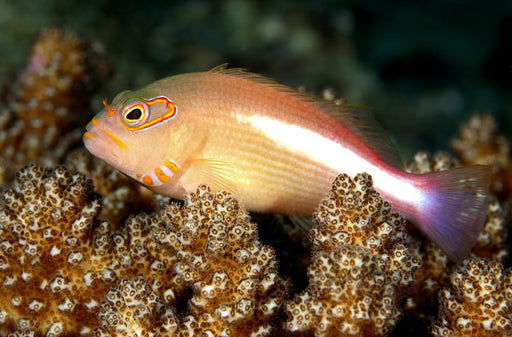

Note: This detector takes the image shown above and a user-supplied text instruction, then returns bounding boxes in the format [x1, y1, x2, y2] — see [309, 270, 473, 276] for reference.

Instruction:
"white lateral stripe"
[247, 115, 424, 205]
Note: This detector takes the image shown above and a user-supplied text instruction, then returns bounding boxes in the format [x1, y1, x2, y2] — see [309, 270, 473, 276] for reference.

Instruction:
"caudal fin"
[413, 165, 491, 262]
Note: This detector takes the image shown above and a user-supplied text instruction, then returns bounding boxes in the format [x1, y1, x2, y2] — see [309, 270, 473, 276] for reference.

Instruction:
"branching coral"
[452, 113, 512, 200]
[6, 27, 108, 134]
[0, 27, 109, 185]
[415, 128, 512, 335]
[0, 165, 175, 336]
[0, 165, 103, 335]
[150, 185, 289, 337]
[0, 26, 160, 226]
[93, 185, 289, 336]
[95, 276, 180, 337]
[0, 165, 288, 336]
[472, 198, 508, 262]
[65, 149, 165, 227]
[284, 173, 421, 336]
[404, 151, 459, 174]
[431, 256, 512, 336]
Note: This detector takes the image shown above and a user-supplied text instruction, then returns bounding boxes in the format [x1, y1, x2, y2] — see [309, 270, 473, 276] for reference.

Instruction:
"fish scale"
[178, 83, 337, 212]
[84, 66, 491, 262]
[201, 118, 333, 213]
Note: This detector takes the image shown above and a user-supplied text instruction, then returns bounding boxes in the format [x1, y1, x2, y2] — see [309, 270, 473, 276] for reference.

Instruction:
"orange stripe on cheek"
[83, 132, 95, 139]
[143, 175, 153, 185]
[102, 129, 126, 150]
[165, 160, 179, 173]
[155, 168, 170, 183]
[91, 118, 99, 125]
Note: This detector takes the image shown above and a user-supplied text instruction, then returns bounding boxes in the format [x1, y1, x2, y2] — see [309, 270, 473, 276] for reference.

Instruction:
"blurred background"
[1, 0, 511, 159]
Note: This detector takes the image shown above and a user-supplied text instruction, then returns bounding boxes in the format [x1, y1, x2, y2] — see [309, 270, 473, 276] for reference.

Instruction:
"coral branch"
[284, 173, 421, 336]
[0, 165, 103, 335]
[0, 27, 109, 185]
[452, 113, 512, 201]
[432, 256, 512, 336]
[0, 166, 288, 336]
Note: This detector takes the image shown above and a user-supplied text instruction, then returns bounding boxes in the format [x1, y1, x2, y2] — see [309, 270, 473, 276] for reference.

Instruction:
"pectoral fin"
[181, 159, 237, 195]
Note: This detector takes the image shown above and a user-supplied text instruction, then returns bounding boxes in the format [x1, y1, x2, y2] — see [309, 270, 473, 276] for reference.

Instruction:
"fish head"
[83, 89, 182, 184]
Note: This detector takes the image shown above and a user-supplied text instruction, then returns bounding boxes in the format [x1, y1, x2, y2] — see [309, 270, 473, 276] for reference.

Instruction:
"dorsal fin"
[210, 64, 289, 91]
[325, 104, 403, 168]
[210, 64, 403, 168]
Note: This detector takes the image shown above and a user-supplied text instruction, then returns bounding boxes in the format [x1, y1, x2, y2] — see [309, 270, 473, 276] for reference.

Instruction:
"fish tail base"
[413, 165, 491, 262]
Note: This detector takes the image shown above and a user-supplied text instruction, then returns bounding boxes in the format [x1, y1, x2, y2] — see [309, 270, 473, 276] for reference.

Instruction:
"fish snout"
[84, 117, 126, 149]
[83, 119, 100, 147]
[82, 124, 102, 158]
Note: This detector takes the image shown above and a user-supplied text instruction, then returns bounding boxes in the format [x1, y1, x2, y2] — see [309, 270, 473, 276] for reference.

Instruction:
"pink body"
[83, 67, 491, 261]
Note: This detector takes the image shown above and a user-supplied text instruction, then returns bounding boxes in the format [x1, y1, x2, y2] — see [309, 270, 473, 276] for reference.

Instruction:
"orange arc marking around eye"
[146, 96, 171, 104]
[124, 96, 177, 132]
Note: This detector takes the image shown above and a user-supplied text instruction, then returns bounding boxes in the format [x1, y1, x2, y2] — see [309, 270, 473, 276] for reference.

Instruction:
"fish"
[83, 65, 491, 261]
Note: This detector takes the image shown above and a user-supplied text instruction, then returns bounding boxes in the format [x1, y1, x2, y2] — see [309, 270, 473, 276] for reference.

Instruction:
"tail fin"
[413, 165, 491, 262]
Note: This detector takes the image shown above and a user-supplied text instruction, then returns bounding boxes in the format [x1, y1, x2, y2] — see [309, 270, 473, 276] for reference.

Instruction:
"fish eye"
[125, 108, 143, 121]
[121, 98, 150, 128]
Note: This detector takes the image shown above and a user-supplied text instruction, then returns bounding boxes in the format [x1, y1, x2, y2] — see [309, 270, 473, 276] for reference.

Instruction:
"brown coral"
[95, 276, 179, 336]
[0, 165, 288, 336]
[432, 256, 512, 336]
[90, 185, 289, 336]
[65, 149, 165, 227]
[452, 113, 512, 201]
[472, 198, 508, 261]
[0, 165, 103, 335]
[284, 173, 421, 336]
[0, 26, 159, 226]
[149, 185, 289, 337]
[404, 151, 459, 174]
[0, 165, 173, 336]
[7, 27, 108, 133]
[0, 27, 109, 185]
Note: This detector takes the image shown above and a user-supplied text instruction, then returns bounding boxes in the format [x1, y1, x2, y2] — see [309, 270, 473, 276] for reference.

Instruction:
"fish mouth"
[83, 122, 126, 164]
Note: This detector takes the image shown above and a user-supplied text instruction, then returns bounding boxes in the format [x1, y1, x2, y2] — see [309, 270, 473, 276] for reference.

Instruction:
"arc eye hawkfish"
[83, 65, 491, 262]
